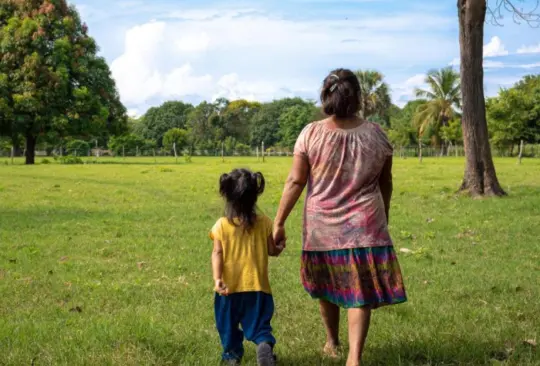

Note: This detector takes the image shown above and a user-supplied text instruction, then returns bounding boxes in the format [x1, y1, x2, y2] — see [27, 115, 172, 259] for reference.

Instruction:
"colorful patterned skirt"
[301, 246, 407, 309]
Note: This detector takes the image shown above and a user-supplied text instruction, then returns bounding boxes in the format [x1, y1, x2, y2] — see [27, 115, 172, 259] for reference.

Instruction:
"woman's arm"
[379, 155, 393, 224]
[275, 154, 309, 230]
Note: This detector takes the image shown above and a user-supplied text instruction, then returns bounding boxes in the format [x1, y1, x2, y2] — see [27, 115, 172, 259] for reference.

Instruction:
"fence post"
[518, 140, 524, 165]
[262, 141, 265, 162]
[221, 142, 224, 163]
[173, 142, 178, 164]
[11, 146, 14, 165]
[153, 149, 156, 164]
[136, 146, 139, 157]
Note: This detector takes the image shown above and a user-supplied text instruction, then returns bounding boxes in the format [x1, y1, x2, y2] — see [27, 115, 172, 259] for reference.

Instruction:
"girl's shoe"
[256, 343, 276, 366]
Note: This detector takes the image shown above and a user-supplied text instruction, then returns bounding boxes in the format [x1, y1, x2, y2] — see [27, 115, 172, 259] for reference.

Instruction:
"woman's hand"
[273, 224, 287, 249]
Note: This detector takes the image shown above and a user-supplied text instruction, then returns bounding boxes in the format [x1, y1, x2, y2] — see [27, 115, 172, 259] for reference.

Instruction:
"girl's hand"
[214, 279, 229, 296]
[273, 224, 287, 249]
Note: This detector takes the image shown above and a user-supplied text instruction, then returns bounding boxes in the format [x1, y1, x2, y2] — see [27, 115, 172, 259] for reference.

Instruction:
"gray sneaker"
[256, 343, 276, 366]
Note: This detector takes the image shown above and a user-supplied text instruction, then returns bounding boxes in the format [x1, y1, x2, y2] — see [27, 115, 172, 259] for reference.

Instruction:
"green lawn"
[0, 157, 539, 365]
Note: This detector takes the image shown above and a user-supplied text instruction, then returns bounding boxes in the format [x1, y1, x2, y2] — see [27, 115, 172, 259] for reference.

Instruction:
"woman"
[273, 69, 407, 366]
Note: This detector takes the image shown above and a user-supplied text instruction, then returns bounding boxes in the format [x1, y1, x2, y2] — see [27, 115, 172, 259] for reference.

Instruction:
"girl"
[210, 169, 283, 365]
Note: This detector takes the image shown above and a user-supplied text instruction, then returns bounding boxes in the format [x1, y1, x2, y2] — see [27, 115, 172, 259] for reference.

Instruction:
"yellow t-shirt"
[210, 215, 273, 295]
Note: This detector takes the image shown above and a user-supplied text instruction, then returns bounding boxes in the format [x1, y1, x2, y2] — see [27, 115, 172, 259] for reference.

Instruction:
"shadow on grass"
[278, 337, 538, 366]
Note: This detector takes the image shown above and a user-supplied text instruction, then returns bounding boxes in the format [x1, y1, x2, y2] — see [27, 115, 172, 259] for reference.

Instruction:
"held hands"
[214, 279, 229, 296]
[273, 223, 287, 253]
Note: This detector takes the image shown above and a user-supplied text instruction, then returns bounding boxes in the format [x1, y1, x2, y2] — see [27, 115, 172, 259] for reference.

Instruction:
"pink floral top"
[294, 120, 394, 251]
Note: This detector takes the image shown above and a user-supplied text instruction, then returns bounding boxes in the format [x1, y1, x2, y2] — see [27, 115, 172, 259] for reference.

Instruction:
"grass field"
[0, 157, 539, 365]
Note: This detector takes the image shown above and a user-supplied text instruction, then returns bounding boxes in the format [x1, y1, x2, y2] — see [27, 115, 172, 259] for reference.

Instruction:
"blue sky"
[71, 0, 540, 116]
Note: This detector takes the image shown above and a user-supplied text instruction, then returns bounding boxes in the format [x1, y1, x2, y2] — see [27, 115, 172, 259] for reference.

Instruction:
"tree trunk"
[25, 134, 36, 165]
[458, 0, 506, 197]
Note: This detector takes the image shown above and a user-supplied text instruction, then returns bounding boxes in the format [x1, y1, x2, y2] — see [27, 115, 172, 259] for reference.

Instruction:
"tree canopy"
[0, 0, 127, 164]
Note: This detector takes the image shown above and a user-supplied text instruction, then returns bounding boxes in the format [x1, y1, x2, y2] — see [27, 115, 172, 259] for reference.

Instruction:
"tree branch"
[487, 0, 540, 27]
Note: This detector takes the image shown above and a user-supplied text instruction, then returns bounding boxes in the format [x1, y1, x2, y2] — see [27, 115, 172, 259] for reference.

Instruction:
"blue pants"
[214, 292, 276, 361]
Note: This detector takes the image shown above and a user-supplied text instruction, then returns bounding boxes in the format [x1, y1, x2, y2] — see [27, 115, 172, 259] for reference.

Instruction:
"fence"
[1, 144, 540, 162]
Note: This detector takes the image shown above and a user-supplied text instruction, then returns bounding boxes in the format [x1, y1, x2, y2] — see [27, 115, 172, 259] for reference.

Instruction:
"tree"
[279, 103, 319, 149]
[414, 67, 461, 153]
[138, 101, 193, 147]
[66, 139, 90, 155]
[388, 101, 423, 155]
[186, 101, 220, 151]
[222, 100, 261, 143]
[456, 0, 538, 196]
[441, 117, 463, 156]
[163, 128, 188, 153]
[355, 70, 392, 122]
[251, 98, 315, 147]
[0, 0, 127, 164]
[108, 134, 152, 155]
[487, 75, 540, 153]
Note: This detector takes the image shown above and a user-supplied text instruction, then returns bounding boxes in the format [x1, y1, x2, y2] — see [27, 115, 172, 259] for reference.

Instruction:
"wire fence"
[1, 144, 540, 164]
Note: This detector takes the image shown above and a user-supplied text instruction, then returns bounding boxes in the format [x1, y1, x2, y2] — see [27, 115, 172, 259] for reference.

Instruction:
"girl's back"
[211, 215, 273, 294]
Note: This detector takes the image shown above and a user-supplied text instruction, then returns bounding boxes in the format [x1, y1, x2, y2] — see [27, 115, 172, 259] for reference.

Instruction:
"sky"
[71, 0, 540, 117]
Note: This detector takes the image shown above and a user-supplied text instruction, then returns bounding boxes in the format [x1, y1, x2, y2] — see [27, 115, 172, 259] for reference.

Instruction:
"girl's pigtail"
[253, 172, 265, 195]
[219, 173, 230, 197]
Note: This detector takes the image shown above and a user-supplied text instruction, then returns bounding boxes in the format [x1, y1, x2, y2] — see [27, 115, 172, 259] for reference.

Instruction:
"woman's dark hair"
[219, 169, 265, 230]
[320, 68, 361, 119]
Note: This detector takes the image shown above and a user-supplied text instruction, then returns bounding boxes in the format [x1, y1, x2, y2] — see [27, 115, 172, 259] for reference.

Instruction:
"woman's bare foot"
[323, 342, 341, 358]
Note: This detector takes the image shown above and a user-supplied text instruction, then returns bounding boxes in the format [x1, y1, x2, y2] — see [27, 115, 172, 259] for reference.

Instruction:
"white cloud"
[167, 8, 260, 20]
[517, 43, 540, 54]
[483, 36, 508, 57]
[161, 64, 214, 97]
[391, 74, 427, 107]
[127, 108, 140, 118]
[110, 21, 166, 105]
[175, 33, 211, 53]
[450, 36, 510, 68]
[483, 60, 505, 69]
[517, 62, 540, 69]
[449, 57, 460, 67]
[108, 6, 456, 112]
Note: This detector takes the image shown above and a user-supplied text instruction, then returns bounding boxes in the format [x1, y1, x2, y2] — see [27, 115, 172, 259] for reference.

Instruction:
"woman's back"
[294, 119, 393, 251]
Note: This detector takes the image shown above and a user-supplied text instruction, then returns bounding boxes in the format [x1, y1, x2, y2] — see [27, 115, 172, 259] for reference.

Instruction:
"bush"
[59, 155, 84, 164]
[183, 153, 192, 163]
[66, 140, 91, 155]
[235, 143, 251, 156]
[41, 158, 51, 164]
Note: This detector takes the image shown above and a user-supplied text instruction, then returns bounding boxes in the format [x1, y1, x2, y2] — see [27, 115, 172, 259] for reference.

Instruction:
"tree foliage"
[0, 0, 127, 164]
[138, 101, 193, 147]
[163, 128, 189, 152]
[487, 74, 540, 150]
[355, 70, 392, 124]
[414, 67, 461, 139]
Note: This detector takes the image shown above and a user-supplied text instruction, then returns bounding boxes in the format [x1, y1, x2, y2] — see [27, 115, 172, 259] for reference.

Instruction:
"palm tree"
[413, 67, 461, 155]
[355, 70, 392, 122]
